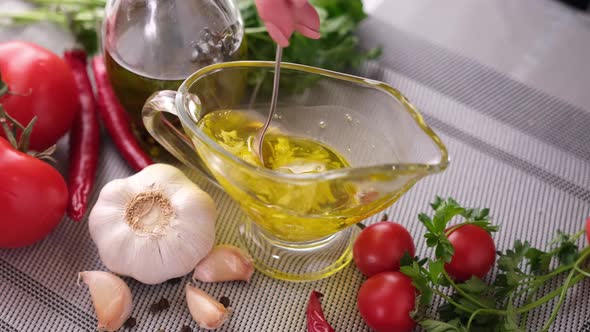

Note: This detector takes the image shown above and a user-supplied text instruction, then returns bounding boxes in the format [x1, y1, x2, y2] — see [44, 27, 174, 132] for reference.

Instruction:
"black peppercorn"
[123, 317, 136, 329]
[219, 296, 230, 308]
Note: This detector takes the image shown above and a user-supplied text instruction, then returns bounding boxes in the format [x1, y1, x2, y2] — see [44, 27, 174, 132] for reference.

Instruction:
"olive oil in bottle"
[102, 0, 246, 158]
[104, 52, 186, 158]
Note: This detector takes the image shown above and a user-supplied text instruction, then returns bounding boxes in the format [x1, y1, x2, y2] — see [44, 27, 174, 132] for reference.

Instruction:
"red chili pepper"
[91, 56, 152, 171]
[306, 291, 335, 332]
[64, 50, 100, 222]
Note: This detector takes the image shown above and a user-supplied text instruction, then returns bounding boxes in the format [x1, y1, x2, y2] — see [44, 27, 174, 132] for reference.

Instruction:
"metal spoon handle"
[257, 45, 283, 164]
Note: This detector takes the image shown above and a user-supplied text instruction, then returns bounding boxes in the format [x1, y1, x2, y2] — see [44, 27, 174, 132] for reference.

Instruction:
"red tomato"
[0, 138, 68, 248]
[357, 271, 416, 332]
[444, 224, 496, 282]
[353, 222, 415, 277]
[586, 217, 590, 245]
[0, 41, 78, 150]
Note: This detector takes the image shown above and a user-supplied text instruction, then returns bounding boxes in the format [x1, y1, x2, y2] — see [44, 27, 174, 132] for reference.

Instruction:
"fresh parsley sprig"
[418, 197, 498, 266]
[401, 197, 590, 332]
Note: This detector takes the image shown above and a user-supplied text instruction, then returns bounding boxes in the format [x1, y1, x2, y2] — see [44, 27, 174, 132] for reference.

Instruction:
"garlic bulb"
[193, 244, 255, 283]
[78, 271, 133, 332]
[89, 164, 217, 284]
[186, 283, 231, 330]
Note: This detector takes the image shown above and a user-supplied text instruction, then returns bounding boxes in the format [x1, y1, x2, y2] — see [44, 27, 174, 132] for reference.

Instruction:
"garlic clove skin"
[193, 244, 255, 283]
[186, 283, 230, 330]
[88, 164, 217, 285]
[78, 271, 133, 332]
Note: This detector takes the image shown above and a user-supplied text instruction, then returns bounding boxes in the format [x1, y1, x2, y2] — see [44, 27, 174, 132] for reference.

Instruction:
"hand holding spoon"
[253, 0, 321, 166]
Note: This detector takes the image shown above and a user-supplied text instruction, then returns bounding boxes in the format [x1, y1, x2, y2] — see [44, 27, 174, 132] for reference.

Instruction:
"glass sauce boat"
[142, 61, 449, 281]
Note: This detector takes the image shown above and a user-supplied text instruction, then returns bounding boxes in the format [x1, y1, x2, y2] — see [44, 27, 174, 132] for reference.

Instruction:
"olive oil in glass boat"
[142, 62, 449, 281]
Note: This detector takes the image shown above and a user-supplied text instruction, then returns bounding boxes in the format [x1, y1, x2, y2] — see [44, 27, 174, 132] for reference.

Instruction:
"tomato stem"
[0, 78, 58, 161]
[0, 107, 18, 147]
[0, 99, 38, 152]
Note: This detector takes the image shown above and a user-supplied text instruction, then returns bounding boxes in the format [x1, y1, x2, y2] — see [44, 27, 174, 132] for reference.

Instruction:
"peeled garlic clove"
[186, 283, 230, 330]
[193, 244, 255, 283]
[78, 271, 133, 332]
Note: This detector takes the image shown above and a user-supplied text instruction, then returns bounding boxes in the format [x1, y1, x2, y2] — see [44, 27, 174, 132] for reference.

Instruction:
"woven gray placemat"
[2, 15, 590, 332]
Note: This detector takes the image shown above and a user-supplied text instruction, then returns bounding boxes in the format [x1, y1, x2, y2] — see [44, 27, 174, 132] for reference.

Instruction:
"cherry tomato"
[357, 271, 416, 332]
[586, 217, 590, 245]
[0, 138, 68, 248]
[0, 41, 78, 150]
[353, 221, 415, 277]
[444, 224, 496, 282]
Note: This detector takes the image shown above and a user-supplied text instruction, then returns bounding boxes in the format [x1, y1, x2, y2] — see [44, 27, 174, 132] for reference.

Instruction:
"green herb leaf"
[430, 196, 444, 210]
[436, 237, 455, 263]
[432, 200, 465, 233]
[551, 230, 579, 266]
[457, 277, 488, 295]
[462, 207, 490, 221]
[419, 213, 436, 233]
[401, 262, 433, 306]
[502, 301, 524, 332]
[399, 251, 414, 268]
[524, 247, 551, 274]
[493, 273, 523, 300]
[417, 257, 429, 267]
[428, 259, 444, 282]
[466, 220, 500, 233]
[498, 240, 530, 273]
[557, 242, 578, 266]
[424, 232, 439, 247]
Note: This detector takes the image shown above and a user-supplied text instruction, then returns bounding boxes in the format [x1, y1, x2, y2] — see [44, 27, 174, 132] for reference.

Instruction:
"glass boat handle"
[142, 90, 218, 185]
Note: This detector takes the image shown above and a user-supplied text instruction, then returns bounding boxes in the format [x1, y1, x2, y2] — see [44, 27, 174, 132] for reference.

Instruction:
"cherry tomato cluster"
[352, 220, 497, 332]
[353, 222, 418, 332]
